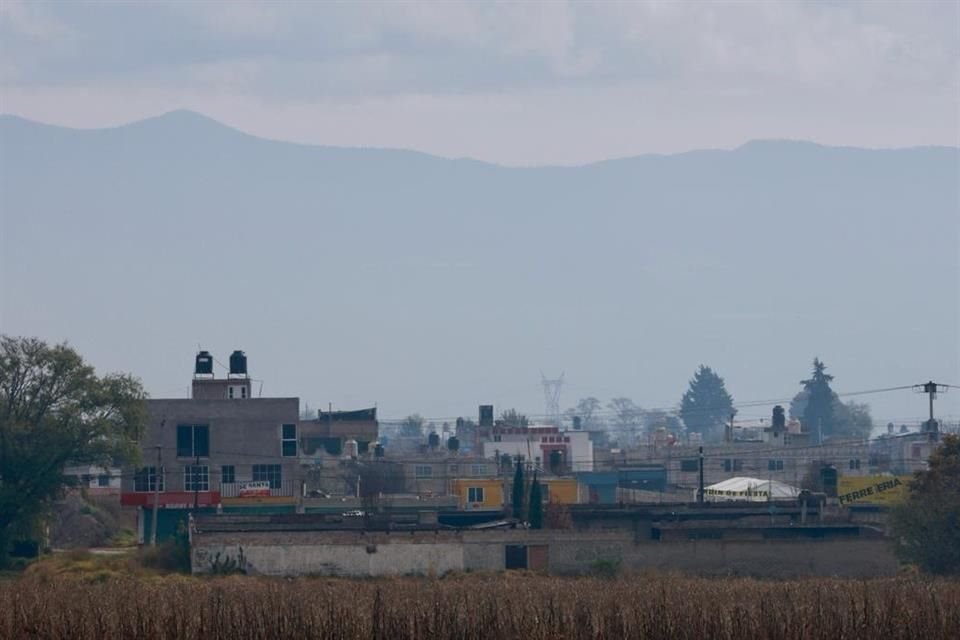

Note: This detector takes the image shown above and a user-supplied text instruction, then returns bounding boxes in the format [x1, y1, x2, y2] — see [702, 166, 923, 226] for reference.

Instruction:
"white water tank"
[344, 439, 359, 459]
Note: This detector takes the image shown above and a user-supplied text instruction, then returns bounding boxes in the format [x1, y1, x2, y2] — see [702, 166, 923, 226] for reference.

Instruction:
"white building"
[63, 465, 122, 494]
[481, 424, 593, 472]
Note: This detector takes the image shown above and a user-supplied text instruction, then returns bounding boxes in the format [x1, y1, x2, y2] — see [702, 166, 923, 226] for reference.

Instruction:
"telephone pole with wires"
[914, 381, 950, 442]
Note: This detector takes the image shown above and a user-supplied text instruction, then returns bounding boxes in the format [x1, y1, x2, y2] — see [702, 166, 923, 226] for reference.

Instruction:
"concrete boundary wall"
[191, 530, 897, 578]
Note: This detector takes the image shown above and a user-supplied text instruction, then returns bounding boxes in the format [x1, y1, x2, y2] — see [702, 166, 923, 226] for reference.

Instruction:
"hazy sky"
[2, 0, 958, 165]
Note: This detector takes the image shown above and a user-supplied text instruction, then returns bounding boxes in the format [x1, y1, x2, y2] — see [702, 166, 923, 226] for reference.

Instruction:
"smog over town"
[1, 2, 958, 639]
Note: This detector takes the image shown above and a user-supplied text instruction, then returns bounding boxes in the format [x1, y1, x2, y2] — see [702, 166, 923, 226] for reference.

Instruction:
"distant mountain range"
[1, 111, 957, 421]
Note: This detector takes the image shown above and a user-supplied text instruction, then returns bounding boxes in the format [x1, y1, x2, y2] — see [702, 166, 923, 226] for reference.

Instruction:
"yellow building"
[542, 478, 579, 505]
[451, 478, 504, 511]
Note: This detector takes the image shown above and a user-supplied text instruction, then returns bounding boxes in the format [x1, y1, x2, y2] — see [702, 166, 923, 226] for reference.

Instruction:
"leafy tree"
[565, 397, 602, 430]
[499, 408, 529, 428]
[528, 473, 543, 530]
[890, 435, 960, 575]
[679, 365, 735, 441]
[511, 459, 525, 520]
[0, 336, 147, 563]
[399, 414, 425, 437]
[643, 409, 683, 434]
[607, 397, 643, 444]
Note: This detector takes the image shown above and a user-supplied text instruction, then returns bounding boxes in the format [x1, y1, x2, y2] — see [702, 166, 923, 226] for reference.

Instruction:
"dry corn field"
[2, 574, 958, 639]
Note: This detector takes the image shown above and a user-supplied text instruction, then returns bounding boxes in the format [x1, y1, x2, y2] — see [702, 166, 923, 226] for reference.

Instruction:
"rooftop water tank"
[344, 439, 359, 459]
[195, 351, 213, 376]
[229, 350, 248, 377]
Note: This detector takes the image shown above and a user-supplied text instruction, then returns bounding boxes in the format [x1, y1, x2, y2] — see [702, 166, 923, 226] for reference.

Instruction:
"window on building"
[252, 464, 282, 489]
[184, 465, 209, 492]
[281, 423, 297, 457]
[134, 467, 164, 492]
[768, 460, 784, 471]
[221, 465, 235, 484]
[415, 465, 433, 478]
[681, 459, 699, 472]
[723, 459, 743, 472]
[228, 386, 234, 399]
[241, 386, 247, 399]
[97, 474, 111, 487]
[849, 459, 861, 470]
[176, 424, 210, 458]
[449, 464, 459, 475]
[468, 487, 485, 503]
[471, 464, 487, 476]
[911, 444, 922, 459]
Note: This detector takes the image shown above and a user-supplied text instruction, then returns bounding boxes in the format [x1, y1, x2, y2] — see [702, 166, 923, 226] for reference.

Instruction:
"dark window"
[184, 465, 209, 491]
[176, 424, 209, 458]
[723, 459, 732, 472]
[468, 487, 485, 502]
[681, 459, 699, 472]
[134, 467, 164, 492]
[252, 464, 282, 489]
[221, 465, 235, 484]
[97, 474, 111, 487]
[733, 459, 743, 472]
[849, 459, 861, 470]
[768, 459, 784, 471]
[281, 424, 297, 457]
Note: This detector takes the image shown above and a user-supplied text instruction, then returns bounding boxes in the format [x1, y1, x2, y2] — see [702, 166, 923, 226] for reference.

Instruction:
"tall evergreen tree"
[679, 365, 735, 441]
[800, 358, 835, 440]
[511, 458, 525, 520]
[528, 472, 543, 530]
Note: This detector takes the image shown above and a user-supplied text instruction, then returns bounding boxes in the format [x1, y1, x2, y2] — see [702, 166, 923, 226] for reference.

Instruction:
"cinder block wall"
[191, 530, 898, 578]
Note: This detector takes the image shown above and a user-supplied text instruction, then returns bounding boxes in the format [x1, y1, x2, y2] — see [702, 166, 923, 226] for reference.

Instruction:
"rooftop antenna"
[541, 372, 564, 428]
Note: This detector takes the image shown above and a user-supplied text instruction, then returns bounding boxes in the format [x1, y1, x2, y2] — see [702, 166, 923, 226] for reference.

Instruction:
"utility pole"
[915, 381, 949, 442]
[149, 444, 162, 547]
[697, 446, 704, 504]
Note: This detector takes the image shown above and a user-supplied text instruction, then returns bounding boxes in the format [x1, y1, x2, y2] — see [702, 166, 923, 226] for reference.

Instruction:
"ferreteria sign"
[837, 476, 910, 506]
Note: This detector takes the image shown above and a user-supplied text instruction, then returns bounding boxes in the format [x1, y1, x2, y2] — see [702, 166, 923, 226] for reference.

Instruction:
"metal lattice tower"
[541, 372, 565, 427]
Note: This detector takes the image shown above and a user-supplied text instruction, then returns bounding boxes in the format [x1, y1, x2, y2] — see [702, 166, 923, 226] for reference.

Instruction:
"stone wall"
[192, 529, 898, 578]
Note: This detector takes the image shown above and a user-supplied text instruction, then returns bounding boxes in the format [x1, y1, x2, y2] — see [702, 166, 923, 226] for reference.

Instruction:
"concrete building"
[482, 424, 593, 472]
[64, 465, 122, 495]
[299, 408, 378, 457]
[121, 351, 301, 540]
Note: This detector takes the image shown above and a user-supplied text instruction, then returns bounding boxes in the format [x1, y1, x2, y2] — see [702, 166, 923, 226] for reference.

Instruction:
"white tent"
[696, 477, 801, 502]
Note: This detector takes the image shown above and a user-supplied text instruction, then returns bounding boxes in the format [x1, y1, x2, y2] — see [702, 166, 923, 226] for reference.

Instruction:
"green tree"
[511, 459, 525, 520]
[399, 414, 425, 437]
[791, 359, 872, 440]
[528, 472, 543, 530]
[679, 365, 735, 441]
[798, 358, 835, 440]
[0, 336, 147, 563]
[890, 435, 960, 575]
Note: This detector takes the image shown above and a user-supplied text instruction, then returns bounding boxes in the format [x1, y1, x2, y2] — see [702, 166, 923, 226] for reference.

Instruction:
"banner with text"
[837, 475, 910, 506]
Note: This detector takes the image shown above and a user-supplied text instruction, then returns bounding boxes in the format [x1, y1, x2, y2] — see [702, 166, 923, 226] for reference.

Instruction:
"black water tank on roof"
[195, 351, 213, 375]
[229, 350, 247, 376]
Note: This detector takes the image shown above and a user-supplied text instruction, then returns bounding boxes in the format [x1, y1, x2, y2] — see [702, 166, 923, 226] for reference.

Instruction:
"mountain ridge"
[3, 110, 954, 171]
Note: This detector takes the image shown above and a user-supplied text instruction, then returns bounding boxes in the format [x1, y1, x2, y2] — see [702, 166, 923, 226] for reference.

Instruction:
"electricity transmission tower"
[541, 372, 564, 427]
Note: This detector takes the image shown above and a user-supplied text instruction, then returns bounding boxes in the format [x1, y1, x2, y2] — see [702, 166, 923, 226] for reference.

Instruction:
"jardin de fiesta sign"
[837, 476, 909, 506]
